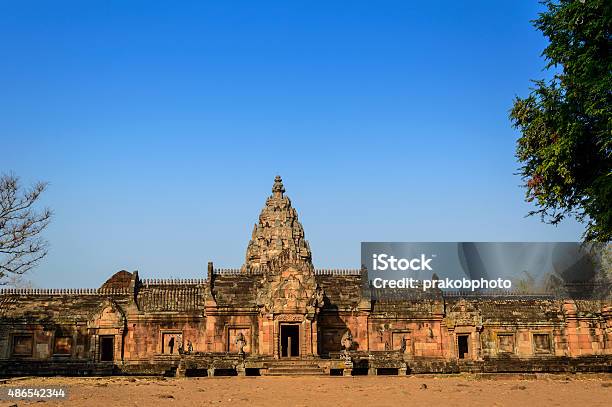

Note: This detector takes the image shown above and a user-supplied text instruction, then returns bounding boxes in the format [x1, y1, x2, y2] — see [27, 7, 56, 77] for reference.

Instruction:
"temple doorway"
[100, 336, 114, 361]
[457, 334, 469, 359]
[280, 324, 300, 358]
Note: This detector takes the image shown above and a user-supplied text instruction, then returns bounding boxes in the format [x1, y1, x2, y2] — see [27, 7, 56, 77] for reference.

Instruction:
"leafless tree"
[0, 173, 52, 285]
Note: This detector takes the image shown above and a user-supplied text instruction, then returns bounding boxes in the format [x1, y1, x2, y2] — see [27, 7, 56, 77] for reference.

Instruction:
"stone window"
[497, 334, 515, 353]
[12, 335, 33, 356]
[227, 327, 250, 354]
[533, 333, 552, 353]
[392, 332, 410, 353]
[162, 332, 182, 354]
[53, 336, 73, 355]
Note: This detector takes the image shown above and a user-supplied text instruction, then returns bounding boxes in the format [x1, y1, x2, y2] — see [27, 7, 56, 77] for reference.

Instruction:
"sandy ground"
[0, 374, 611, 407]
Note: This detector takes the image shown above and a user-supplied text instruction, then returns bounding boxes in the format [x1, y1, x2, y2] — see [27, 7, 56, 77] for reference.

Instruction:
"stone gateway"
[1, 176, 611, 376]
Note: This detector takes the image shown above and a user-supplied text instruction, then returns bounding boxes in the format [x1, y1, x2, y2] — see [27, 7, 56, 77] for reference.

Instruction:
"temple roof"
[315, 274, 363, 310]
[0, 293, 129, 322]
[136, 285, 207, 312]
[244, 176, 311, 269]
[210, 273, 259, 308]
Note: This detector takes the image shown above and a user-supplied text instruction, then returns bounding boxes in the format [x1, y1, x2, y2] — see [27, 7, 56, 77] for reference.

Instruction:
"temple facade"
[0, 176, 611, 376]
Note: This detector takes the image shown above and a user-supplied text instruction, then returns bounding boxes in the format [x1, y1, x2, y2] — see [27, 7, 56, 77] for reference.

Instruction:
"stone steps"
[266, 368, 326, 376]
[266, 360, 319, 367]
[263, 359, 326, 376]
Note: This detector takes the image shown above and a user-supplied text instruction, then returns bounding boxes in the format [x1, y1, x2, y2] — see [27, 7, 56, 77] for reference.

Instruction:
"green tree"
[510, 0, 611, 241]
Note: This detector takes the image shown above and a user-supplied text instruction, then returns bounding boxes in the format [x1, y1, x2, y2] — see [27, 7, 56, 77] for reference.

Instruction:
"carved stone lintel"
[275, 314, 304, 322]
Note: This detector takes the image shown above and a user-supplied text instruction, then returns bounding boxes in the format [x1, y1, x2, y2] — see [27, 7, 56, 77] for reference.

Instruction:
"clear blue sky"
[0, 1, 585, 288]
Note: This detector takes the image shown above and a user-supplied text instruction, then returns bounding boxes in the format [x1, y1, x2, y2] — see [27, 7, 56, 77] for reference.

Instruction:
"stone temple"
[0, 176, 611, 376]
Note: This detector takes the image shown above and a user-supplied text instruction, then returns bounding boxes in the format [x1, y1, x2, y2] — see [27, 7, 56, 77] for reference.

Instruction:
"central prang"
[244, 175, 312, 270]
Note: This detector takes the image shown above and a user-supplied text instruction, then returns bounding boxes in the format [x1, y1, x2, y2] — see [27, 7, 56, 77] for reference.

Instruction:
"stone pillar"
[311, 319, 318, 356]
[563, 301, 580, 357]
[272, 316, 279, 358]
[603, 306, 612, 355]
[118, 328, 126, 362]
[473, 327, 483, 361]
[260, 313, 275, 357]
[305, 320, 311, 356]
[90, 333, 99, 362]
[236, 364, 246, 376]
[315, 320, 320, 356]
[175, 360, 186, 378]
[302, 319, 312, 356]
[205, 315, 217, 352]
[447, 328, 456, 360]
[343, 357, 353, 376]
[300, 321, 306, 357]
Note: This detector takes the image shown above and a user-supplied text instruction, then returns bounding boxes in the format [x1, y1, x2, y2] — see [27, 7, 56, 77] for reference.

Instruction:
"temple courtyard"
[0, 374, 610, 406]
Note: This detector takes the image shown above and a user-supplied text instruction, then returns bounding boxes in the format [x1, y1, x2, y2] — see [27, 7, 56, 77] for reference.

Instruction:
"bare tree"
[0, 173, 52, 285]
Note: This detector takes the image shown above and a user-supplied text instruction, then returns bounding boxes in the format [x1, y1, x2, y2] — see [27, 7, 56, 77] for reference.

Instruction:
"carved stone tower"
[244, 176, 312, 270]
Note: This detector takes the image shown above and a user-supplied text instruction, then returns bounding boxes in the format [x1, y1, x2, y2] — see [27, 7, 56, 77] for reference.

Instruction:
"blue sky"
[0, 1, 585, 288]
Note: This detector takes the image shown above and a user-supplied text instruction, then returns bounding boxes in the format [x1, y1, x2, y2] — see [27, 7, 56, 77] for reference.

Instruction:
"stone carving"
[446, 299, 483, 329]
[310, 284, 325, 308]
[341, 330, 353, 351]
[341, 330, 354, 367]
[400, 336, 407, 353]
[274, 314, 304, 322]
[341, 350, 353, 366]
[246, 177, 325, 317]
[245, 176, 311, 270]
[235, 332, 247, 356]
[165, 333, 183, 355]
[256, 252, 324, 316]
[88, 298, 126, 330]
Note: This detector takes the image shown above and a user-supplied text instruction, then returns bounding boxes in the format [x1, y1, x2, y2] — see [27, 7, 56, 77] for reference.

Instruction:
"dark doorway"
[100, 336, 114, 361]
[280, 324, 300, 358]
[457, 335, 469, 359]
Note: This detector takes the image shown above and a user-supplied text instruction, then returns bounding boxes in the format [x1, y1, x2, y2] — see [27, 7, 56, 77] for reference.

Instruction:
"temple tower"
[243, 176, 321, 358]
[244, 175, 312, 270]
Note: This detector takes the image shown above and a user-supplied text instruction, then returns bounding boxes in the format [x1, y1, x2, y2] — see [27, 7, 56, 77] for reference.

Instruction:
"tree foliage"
[510, 0, 611, 241]
[0, 174, 52, 284]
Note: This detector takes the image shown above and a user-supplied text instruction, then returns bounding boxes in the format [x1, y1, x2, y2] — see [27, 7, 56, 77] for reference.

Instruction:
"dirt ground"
[0, 374, 611, 407]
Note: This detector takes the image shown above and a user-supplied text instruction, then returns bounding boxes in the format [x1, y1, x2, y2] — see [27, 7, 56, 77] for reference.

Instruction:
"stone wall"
[0, 274, 611, 377]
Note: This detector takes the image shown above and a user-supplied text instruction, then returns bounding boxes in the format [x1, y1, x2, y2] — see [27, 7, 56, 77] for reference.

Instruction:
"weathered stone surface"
[244, 176, 311, 270]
